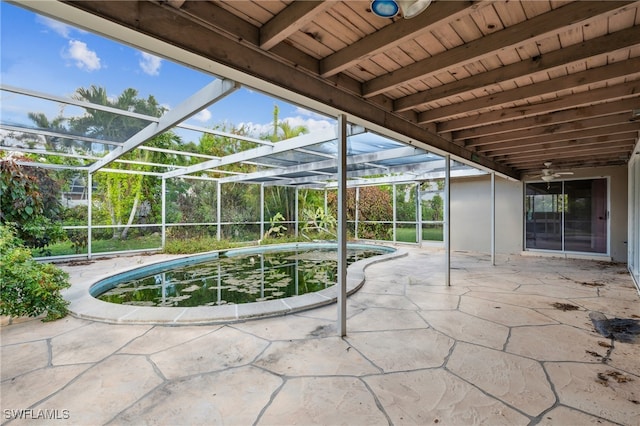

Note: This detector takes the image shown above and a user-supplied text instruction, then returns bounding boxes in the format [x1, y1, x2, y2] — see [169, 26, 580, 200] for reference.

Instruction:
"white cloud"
[293, 106, 327, 119]
[240, 114, 333, 138]
[239, 122, 272, 137]
[139, 52, 162, 76]
[65, 40, 101, 71]
[285, 115, 334, 133]
[193, 109, 212, 123]
[36, 16, 78, 38]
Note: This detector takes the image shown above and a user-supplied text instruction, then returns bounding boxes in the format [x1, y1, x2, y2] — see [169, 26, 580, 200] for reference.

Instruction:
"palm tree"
[27, 112, 70, 151]
[68, 85, 178, 240]
[265, 104, 308, 142]
[262, 104, 309, 227]
[70, 86, 166, 148]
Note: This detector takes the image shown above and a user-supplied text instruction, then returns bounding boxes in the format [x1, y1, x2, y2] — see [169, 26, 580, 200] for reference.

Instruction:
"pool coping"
[62, 242, 407, 325]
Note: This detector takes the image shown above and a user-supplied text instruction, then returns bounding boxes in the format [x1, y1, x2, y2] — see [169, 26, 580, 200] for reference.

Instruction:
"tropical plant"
[68, 86, 186, 240]
[301, 207, 336, 239]
[0, 156, 66, 253]
[260, 105, 310, 226]
[263, 212, 287, 239]
[263, 104, 309, 142]
[421, 180, 444, 221]
[327, 186, 393, 240]
[70, 86, 165, 142]
[0, 225, 70, 321]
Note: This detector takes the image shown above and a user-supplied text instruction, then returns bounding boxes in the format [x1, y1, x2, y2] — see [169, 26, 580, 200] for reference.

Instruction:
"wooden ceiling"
[32, 1, 640, 179]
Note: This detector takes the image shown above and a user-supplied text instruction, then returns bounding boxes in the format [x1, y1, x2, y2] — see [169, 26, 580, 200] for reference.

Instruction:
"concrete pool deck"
[1, 247, 639, 425]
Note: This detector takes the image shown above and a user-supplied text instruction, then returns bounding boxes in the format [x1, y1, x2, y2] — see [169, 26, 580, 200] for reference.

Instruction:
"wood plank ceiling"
[53, 1, 640, 179]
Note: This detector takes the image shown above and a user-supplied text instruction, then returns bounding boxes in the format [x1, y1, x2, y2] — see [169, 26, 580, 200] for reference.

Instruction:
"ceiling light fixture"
[398, 0, 432, 18]
[370, 0, 432, 19]
[370, 0, 399, 18]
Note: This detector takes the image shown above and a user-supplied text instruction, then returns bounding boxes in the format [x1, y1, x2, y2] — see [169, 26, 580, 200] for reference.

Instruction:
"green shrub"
[163, 236, 240, 254]
[0, 157, 66, 254]
[0, 225, 70, 321]
[62, 206, 88, 253]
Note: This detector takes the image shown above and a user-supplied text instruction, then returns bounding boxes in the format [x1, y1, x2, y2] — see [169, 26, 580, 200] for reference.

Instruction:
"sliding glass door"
[525, 179, 608, 254]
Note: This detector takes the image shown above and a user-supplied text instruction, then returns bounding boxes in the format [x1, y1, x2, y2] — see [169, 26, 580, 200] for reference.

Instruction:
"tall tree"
[261, 105, 309, 225]
[70, 86, 165, 144]
[68, 86, 181, 240]
[26, 113, 70, 151]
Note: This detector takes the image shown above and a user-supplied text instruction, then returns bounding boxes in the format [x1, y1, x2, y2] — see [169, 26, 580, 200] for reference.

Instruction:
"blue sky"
[0, 2, 334, 142]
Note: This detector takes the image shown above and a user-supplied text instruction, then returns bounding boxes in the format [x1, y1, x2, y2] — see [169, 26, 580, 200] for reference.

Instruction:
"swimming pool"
[93, 244, 394, 307]
[75, 242, 404, 325]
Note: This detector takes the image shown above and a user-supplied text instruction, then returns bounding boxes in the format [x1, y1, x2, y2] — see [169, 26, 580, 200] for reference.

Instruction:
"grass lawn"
[395, 227, 417, 243]
[394, 226, 443, 243]
[35, 234, 162, 257]
[34, 226, 443, 258]
[422, 226, 444, 242]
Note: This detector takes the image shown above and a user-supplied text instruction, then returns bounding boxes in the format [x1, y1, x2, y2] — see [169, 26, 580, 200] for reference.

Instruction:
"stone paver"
[447, 342, 555, 416]
[506, 324, 605, 362]
[1, 341, 49, 381]
[50, 322, 151, 365]
[1, 247, 639, 425]
[419, 309, 509, 349]
[112, 366, 282, 425]
[545, 362, 640, 425]
[150, 326, 269, 380]
[346, 328, 454, 372]
[255, 336, 379, 376]
[30, 355, 164, 425]
[364, 369, 530, 425]
[259, 376, 389, 425]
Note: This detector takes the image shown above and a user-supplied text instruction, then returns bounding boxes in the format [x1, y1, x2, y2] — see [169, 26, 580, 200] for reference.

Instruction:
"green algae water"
[97, 247, 387, 307]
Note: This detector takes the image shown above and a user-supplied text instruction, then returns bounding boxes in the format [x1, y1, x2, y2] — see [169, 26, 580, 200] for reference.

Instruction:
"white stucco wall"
[450, 175, 523, 255]
[450, 165, 628, 262]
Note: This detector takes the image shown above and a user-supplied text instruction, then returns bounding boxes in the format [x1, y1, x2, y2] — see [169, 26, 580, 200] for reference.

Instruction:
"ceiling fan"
[539, 162, 574, 184]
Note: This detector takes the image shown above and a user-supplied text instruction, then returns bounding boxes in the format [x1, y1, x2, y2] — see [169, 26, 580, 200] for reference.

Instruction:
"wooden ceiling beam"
[260, 1, 333, 50]
[464, 113, 634, 147]
[473, 123, 640, 152]
[175, 1, 260, 45]
[419, 57, 640, 123]
[452, 98, 640, 141]
[362, 1, 632, 98]
[437, 82, 640, 132]
[518, 157, 630, 174]
[505, 144, 634, 168]
[487, 135, 637, 158]
[319, 1, 473, 78]
[394, 26, 640, 113]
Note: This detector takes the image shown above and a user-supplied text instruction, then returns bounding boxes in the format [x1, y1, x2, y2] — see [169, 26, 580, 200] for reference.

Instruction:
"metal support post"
[491, 172, 496, 266]
[337, 114, 348, 337]
[355, 187, 360, 240]
[216, 181, 221, 241]
[416, 183, 422, 245]
[445, 155, 451, 286]
[87, 171, 93, 260]
[295, 188, 299, 238]
[161, 178, 166, 250]
[260, 183, 264, 241]
[392, 184, 397, 243]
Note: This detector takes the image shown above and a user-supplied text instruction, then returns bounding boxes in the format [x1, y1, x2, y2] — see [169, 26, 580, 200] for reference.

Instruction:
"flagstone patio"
[2, 247, 639, 425]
